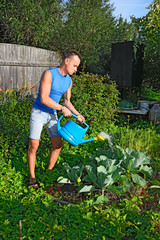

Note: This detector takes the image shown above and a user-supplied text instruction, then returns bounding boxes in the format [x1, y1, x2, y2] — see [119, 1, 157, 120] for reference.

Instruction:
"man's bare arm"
[63, 81, 85, 122]
[40, 71, 72, 116]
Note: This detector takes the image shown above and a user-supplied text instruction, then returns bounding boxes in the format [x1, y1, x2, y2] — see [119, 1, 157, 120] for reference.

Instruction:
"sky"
[110, 0, 153, 22]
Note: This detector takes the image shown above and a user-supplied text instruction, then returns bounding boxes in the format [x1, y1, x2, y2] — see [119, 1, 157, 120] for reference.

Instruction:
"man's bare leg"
[27, 138, 39, 189]
[48, 137, 62, 170]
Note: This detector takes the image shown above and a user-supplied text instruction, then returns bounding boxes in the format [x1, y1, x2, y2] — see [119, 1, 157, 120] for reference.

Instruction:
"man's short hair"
[62, 49, 81, 62]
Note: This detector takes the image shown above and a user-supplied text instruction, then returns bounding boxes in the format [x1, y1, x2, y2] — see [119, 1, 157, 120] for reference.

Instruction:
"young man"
[27, 49, 84, 189]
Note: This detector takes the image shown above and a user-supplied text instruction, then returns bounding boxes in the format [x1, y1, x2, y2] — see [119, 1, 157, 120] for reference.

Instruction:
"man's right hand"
[62, 106, 72, 117]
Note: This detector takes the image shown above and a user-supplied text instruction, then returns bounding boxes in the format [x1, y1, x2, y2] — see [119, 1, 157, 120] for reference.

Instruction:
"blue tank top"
[33, 68, 71, 113]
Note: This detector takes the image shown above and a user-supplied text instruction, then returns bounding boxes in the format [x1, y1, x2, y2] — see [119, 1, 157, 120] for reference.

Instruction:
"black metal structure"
[111, 41, 144, 88]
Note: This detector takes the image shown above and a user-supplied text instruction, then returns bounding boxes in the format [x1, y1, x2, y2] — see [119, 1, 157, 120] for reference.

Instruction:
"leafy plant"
[139, 0, 160, 88]
[103, 146, 154, 190]
[71, 72, 120, 133]
[150, 180, 160, 189]
[81, 160, 122, 190]
[57, 145, 154, 205]
[57, 162, 84, 186]
[0, 0, 65, 49]
[111, 123, 160, 160]
[143, 87, 160, 101]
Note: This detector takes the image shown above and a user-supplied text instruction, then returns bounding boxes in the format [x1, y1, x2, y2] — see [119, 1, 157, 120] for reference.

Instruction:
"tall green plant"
[70, 72, 120, 133]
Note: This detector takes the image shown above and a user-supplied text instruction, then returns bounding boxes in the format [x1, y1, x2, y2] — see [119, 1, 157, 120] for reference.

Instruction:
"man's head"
[62, 49, 81, 75]
[62, 49, 81, 62]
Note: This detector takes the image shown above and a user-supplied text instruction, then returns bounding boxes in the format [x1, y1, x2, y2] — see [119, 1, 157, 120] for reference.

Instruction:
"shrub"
[70, 72, 120, 134]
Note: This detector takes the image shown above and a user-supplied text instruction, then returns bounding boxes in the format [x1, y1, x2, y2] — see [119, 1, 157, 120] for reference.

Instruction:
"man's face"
[65, 55, 81, 75]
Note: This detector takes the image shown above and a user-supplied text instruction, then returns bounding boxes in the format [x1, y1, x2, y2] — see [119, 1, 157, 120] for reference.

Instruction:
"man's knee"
[50, 137, 63, 150]
[28, 139, 39, 153]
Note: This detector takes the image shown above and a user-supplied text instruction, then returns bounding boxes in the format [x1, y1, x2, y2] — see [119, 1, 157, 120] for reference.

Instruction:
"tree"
[139, 0, 160, 87]
[0, 0, 64, 49]
[55, 0, 117, 74]
[0, 0, 139, 75]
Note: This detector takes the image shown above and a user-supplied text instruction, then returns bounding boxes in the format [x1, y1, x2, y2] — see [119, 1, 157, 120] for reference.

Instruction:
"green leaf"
[97, 165, 107, 174]
[57, 177, 71, 184]
[62, 162, 84, 183]
[131, 173, 146, 186]
[150, 185, 160, 189]
[78, 185, 95, 193]
[112, 168, 122, 183]
[139, 165, 154, 179]
[98, 174, 114, 188]
[108, 165, 117, 173]
[85, 163, 97, 175]
[85, 163, 97, 185]
[125, 148, 152, 169]
[115, 145, 126, 160]
[63, 162, 71, 172]
[150, 180, 160, 188]
[107, 185, 125, 195]
[94, 195, 109, 204]
[119, 175, 132, 189]
[96, 157, 117, 169]
[97, 166, 108, 188]
[95, 155, 107, 162]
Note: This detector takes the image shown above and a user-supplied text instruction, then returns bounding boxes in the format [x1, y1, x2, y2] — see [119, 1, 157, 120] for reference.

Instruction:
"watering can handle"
[72, 114, 89, 129]
[58, 114, 89, 130]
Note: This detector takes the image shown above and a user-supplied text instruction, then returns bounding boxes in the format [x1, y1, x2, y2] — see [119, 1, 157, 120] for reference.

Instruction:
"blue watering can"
[57, 114, 96, 146]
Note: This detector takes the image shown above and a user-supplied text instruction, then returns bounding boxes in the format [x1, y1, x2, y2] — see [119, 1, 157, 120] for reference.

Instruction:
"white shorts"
[29, 108, 60, 140]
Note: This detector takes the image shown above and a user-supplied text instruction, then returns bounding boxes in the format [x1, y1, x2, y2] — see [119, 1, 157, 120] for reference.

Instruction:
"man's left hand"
[77, 114, 85, 123]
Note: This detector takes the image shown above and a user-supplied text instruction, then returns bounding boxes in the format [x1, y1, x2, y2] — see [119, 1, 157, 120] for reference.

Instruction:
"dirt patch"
[47, 183, 127, 204]
[46, 182, 160, 212]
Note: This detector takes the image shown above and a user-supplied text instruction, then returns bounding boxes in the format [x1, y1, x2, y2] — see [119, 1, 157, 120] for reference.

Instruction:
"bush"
[69, 72, 120, 134]
[142, 87, 160, 101]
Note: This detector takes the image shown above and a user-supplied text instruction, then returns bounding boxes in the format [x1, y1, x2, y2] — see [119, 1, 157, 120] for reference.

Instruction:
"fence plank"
[0, 43, 60, 96]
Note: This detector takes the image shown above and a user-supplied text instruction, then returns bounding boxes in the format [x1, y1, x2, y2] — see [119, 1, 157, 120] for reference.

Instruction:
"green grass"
[0, 92, 159, 239]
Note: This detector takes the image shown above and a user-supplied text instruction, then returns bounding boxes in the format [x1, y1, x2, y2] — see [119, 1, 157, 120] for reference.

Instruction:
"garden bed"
[0, 89, 160, 239]
[47, 183, 123, 204]
[47, 181, 160, 214]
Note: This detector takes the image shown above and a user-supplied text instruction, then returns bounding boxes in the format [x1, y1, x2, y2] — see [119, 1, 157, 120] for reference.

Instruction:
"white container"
[139, 100, 150, 110]
[149, 104, 160, 121]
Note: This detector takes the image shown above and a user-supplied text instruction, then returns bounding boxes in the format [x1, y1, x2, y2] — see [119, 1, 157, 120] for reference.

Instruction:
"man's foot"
[29, 178, 39, 190]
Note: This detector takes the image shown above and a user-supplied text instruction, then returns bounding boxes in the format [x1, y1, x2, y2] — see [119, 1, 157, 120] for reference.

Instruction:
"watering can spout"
[80, 135, 105, 144]
[79, 137, 95, 144]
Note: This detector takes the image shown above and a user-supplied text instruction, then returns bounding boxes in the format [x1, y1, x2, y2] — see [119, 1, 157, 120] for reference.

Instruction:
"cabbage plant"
[57, 146, 154, 204]
[79, 146, 154, 195]
[57, 162, 84, 186]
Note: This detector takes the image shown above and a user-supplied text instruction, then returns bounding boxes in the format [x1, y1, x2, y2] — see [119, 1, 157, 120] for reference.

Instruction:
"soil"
[46, 182, 160, 212]
[47, 183, 128, 205]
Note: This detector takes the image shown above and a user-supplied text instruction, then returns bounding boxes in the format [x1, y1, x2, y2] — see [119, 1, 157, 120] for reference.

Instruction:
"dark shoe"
[29, 178, 39, 190]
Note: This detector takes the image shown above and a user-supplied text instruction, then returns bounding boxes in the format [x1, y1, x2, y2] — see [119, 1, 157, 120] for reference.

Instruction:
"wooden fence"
[0, 43, 60, 97]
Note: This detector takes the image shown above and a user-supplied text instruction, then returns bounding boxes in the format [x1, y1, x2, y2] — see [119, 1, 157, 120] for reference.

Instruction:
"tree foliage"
[133, 0, 160, 88]
[60, 0, 116, 74]
[0, 0, 65, 48]
[0, 0, 159, 85]
[0, 0, 135, 75]
[143, 0, 160, 87]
